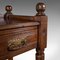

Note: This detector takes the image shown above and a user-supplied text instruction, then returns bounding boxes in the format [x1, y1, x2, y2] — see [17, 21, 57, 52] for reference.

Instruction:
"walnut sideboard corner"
[0, 2, 48, 60]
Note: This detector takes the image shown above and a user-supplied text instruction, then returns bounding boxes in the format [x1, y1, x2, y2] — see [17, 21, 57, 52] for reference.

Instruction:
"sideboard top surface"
[0, 15, 39, 30]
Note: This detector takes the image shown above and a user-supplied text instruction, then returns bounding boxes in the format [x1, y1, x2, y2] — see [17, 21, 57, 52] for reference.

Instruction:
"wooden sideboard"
[0, 2, 47, 60]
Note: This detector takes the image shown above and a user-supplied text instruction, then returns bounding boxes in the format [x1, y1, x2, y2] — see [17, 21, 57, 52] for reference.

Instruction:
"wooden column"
[35, 2, 47, 60]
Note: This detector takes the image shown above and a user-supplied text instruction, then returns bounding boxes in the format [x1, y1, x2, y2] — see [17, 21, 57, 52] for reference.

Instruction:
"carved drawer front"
[1, 26, 37, 51]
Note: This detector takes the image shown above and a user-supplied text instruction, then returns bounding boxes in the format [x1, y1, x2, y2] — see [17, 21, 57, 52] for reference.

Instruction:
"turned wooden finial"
[36, 2, 46, 16]
[4, 5, 13, 24]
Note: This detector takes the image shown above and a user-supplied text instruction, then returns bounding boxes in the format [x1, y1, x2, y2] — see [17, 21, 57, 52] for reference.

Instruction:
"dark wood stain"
[0, 2, 47, 60]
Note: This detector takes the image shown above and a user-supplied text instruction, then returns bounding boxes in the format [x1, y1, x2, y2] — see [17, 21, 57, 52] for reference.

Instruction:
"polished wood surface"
[0, 2, 47, 60]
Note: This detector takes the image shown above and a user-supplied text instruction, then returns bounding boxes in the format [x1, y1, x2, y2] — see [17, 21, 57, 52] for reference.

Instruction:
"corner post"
[35, 2, 47, 60]
[4, 5, 13, 24]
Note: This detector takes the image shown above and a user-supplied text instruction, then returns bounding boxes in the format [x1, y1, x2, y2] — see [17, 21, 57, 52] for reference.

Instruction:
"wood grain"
[0, 2, 47, 60]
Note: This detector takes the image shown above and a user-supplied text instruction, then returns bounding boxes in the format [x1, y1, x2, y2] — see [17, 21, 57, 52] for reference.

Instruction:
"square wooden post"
[35, 2, 47, 60]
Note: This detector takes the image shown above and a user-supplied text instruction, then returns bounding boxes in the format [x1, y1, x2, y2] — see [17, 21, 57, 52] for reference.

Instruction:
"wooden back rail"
[0, 2, 47, 60]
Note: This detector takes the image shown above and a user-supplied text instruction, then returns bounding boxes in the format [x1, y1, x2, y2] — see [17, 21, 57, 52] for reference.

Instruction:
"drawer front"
[0, 26, 37, 51]
[7, 28, 37, 51]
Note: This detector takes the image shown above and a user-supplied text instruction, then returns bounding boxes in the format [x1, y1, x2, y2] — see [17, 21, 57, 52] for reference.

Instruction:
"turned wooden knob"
[5, 5, 12, 12]
[36, 2, 46, 16]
